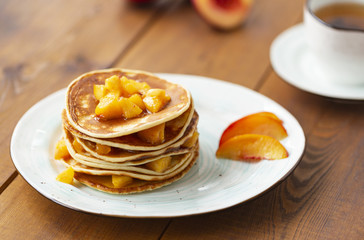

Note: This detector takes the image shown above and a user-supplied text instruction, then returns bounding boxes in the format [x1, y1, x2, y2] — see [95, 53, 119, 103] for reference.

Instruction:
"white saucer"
[270, 24, 364, 100]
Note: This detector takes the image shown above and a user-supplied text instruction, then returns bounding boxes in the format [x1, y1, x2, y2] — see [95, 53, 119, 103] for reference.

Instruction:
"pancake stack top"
[56, 68, 199, 194]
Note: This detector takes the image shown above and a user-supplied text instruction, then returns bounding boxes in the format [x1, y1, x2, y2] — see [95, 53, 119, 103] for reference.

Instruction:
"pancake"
[55, 68, 199, 194]
[63, 113, 199, 163]
[68, 150, 192, 172]
[62, 104, 196, 151]
[61, 144, 198, 180]
[65, 68, 191, 138]
[63, 126, 198, 169]
[61, 147, 196, 178]
[72, 146, 199, 194]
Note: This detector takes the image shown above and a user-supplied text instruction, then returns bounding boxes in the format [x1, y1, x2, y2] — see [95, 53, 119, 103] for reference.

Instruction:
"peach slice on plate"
[192, 0, 253, 30]
[216, 134, 288, 161]
[244, 111, 283, 123]
[219, 112, 287, 146]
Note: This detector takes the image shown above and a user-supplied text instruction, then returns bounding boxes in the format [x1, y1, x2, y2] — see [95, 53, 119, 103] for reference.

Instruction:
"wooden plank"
[2, 0, 362, 239]
[289, 103, 364, 239]
[115, 0, 304, 88]
[0, 0, 158, 188]
[0, 176, 170, 240]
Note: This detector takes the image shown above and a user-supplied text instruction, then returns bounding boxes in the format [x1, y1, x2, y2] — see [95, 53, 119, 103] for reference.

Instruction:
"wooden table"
[1, 0, 363, 239]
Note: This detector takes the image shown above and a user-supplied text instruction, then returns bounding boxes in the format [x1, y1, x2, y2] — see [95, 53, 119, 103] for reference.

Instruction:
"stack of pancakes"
[60, 69, 199, 194]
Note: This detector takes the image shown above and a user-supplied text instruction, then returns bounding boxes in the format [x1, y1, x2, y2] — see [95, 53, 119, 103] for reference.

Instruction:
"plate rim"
[10, 73, 306, 218]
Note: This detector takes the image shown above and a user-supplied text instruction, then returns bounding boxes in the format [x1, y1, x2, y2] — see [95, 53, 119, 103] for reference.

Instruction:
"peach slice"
[219, 113, 287, 146]
[192, 0, 253, 30]
[216, 134, 288, 161]
[245, 111, 283, 123]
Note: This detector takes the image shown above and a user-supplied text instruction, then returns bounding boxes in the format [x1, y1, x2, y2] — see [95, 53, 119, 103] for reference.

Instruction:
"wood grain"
[115, 0, 305, 88]
[1, 0, 363, 239]
[0, 0, 158, 189]
[0, 176, 170, 240]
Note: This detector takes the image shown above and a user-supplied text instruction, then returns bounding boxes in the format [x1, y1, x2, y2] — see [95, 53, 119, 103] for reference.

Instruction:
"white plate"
[10, 74, 305, 218]
[270, 24, 364, 100]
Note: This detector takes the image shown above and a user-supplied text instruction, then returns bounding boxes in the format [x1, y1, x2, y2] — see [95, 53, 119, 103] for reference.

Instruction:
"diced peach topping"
[143, 89, 171, 113]
[146, 156, 172, 173]
[94, 75, 170, 120]
[95, 143, 111, 155]
[56, 167, 74, 184]
[72, 139, 84, 153]
[118, 98, 143, 119]
[55, 139, 71, 160]
[93, 85, 108, 101]
[105, 75, 123, 97]
[84, 175, 114, 188]
[112, 175, 133, 188]
[128, 94, 146, 111]
[137, 123, 165, 144]
[120, 76, 150, 96]
[95, 93, 124, 120]
[182, 131, 199, 148]
[85, 175, 133, 188]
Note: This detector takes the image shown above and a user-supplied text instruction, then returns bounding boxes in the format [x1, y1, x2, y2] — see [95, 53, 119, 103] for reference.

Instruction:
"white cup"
[304, 0, 364, 86]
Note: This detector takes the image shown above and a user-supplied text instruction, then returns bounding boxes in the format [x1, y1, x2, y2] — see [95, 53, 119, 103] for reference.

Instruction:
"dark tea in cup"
[314, 2, 364, 31]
